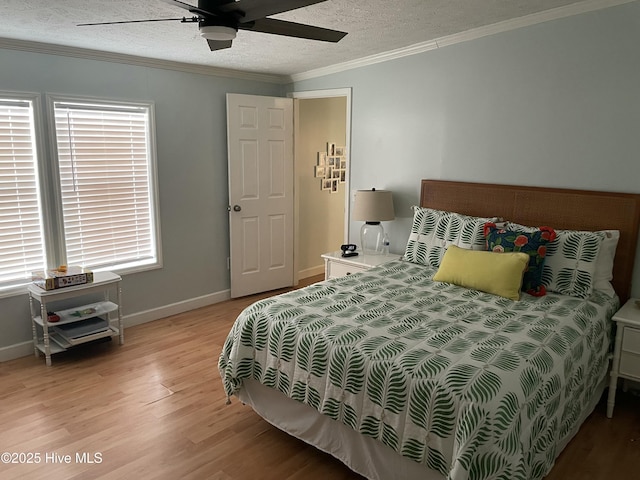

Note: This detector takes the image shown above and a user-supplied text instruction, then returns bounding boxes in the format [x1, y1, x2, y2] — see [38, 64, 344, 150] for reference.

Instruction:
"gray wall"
[0, 48, 283, 352]
[2, 1, 640, 355]
[290, 1, 640, 298]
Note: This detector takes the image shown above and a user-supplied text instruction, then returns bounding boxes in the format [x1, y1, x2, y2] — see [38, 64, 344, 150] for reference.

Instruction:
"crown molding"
[0, 37, 286, 84]
[0, 0, 634, 85]
[288, 0, 636, 83]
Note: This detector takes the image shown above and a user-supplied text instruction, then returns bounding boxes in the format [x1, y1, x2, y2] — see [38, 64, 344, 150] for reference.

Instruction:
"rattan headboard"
[420, 179, 640, 302]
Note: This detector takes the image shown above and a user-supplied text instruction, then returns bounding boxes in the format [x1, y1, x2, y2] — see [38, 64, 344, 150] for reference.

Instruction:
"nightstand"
[607, 298, 640, 418]
[321, 251, 400, 280]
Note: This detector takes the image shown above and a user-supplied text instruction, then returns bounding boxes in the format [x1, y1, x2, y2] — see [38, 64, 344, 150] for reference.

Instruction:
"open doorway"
[291, 89, 351, 281]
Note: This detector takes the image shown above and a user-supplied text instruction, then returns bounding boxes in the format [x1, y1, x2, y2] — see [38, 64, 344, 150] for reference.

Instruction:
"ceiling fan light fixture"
[200, 25, 237, 41]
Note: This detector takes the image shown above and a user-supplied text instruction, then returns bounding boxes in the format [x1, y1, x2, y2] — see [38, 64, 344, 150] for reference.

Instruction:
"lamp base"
[360, 222, 385, 255]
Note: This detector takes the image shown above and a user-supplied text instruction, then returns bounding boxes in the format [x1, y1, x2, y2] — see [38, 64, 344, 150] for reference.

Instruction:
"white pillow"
[592, 230, 619, 297]
[505, 222, 603, 299]
[404, 207, 495, 268]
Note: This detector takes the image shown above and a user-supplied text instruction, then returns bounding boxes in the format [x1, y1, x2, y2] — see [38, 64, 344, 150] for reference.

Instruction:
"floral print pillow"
[484, 222, 557, 296]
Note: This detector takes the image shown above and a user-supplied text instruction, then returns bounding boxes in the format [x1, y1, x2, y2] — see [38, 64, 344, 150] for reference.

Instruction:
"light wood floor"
[1, 275, 639, 480]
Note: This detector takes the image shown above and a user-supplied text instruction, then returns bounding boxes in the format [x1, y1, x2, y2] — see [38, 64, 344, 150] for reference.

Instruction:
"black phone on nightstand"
[340, 244, 358, 257]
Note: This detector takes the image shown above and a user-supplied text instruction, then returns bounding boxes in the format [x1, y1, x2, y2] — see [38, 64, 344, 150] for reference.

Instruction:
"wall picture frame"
[315, 142, 347, 193]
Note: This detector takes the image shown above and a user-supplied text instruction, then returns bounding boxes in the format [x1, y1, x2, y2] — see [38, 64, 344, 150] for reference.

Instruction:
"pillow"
[433, 245, 529, 301]
[484, 222, 556, 297]
[404, 207, 495, 268]
[592, 230, 619, 297]
[505, 222, 603, 299]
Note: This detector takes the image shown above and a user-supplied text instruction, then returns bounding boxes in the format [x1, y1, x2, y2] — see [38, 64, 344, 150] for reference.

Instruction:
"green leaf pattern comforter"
[219, 259, 618, 480]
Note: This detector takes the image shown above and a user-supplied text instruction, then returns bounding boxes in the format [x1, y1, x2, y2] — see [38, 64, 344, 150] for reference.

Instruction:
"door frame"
[289, 88, 352, 284]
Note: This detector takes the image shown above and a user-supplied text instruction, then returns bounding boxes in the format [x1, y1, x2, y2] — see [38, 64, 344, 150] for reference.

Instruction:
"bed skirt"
[239, 378, 449, 480]
[236, 377, 608, 480]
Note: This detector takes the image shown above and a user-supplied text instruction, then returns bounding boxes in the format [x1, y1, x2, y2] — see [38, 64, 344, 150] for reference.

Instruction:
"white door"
[227, 93, 294, 298]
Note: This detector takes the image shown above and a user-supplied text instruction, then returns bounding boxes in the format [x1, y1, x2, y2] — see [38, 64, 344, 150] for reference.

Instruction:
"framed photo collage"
[314, 142, 347, 194]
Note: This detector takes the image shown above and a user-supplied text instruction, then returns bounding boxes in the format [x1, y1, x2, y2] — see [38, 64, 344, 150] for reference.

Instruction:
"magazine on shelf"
[52, 317, 110, 341]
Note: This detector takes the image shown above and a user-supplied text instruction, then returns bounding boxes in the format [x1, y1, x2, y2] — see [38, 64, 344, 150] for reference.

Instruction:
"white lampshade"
[352, 189, 395, 222]
[352, 189, 394, 255]
[200, 25, 237, 41]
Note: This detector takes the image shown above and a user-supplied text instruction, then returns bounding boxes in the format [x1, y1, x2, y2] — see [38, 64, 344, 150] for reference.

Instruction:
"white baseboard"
[124, 289, 230, 328]
[0, 289, 231, 363]
[298, 265, 324, 280]
[0, 341, 35, 363]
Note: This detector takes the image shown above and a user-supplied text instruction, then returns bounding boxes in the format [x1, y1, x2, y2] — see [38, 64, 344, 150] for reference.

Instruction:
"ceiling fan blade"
[160, 0, 217, 18]
[218, 0, 327, 23]
[207, 39, 233, 51]
[240, 18, 347, 42]
[77, 17, 189, 27]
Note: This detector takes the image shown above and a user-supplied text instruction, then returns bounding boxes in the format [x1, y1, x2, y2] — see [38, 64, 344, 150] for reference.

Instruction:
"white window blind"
[53, 101, 156, 270]
[0, 98, 45, 288]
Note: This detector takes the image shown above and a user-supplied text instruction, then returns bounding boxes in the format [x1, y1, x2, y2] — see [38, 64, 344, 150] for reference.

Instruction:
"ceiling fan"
[78, 0, 348, 51]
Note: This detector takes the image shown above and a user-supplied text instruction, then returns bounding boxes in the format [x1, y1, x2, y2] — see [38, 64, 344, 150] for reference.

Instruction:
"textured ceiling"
[0, 0, 614, 77]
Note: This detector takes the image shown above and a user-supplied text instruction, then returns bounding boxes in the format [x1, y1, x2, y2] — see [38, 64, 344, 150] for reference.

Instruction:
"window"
[51, 98, 160, 272]
[0, 92, 161, 293]
[0, 94, 46, 290]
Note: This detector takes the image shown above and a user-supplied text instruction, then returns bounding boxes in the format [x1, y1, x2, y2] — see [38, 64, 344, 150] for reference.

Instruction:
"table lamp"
[352, 188, 395, 255]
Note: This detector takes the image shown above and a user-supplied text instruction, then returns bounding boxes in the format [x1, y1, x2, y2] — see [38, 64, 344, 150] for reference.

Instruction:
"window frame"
[0, 91, 163, 297]
[46, 93, 163, 277]
[0, 90, 55, 298]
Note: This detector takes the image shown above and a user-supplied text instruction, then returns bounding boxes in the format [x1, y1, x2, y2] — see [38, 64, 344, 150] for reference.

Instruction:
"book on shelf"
[32, 266, 93, 291]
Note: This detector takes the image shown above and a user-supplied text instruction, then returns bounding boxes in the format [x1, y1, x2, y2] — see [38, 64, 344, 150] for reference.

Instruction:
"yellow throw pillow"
[433, 245, 529, 301]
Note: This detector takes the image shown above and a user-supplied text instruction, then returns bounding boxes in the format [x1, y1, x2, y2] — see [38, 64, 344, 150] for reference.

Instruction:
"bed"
[219, 180, 640, 480]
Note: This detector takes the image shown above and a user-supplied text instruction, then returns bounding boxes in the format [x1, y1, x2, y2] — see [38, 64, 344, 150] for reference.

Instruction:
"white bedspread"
[220, 259, 618, 480]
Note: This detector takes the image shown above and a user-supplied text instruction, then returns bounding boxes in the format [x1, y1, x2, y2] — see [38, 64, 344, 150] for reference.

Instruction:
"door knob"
[233, 205, 242, 212]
